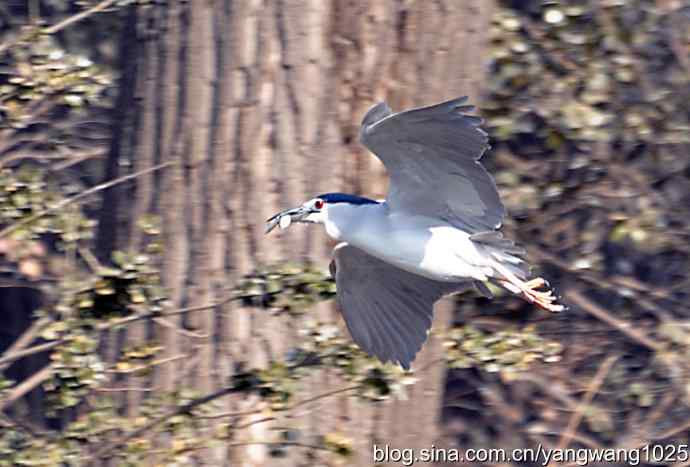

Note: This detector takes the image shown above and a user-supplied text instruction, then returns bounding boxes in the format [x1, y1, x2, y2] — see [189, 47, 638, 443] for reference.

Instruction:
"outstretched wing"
[330, 243, 470, 369]
[360, 96, 504, 232]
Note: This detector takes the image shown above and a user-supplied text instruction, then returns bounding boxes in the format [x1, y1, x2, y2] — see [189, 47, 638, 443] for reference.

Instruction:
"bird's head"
[265, 193, 379, 234]
[265, 197, 327, 234]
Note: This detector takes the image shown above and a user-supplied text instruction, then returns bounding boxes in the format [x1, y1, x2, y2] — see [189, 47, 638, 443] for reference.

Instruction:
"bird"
[266, 96, 564, 370]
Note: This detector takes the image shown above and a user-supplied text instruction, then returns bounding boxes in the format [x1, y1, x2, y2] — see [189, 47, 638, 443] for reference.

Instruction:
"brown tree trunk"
[110, 0, 494, 464]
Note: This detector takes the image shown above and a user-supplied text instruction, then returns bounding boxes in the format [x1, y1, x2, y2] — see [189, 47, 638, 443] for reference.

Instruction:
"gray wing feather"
[360, 96, 505, 232]
[331, 243, 470, 369]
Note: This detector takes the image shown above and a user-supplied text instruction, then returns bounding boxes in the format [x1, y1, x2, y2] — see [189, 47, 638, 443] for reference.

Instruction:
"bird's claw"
[521, 277, 564, 312]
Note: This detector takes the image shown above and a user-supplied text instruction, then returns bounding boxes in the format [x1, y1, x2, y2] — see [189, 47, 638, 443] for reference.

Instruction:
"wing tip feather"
[361, 102, 393, 128]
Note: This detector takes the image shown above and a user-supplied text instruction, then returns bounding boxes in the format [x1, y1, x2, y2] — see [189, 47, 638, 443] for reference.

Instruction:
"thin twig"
[87, 385, 239, 463]
[0, 363, 54, 410]
[78, 246, 103, 273]
[94, 386, 157, 393]
[516, 373, 580, 411]
[197, 407, 264, 420]
[551, 354, 618, 461]
[233, 416, 276, 430]
[285, 384, 361, 411]
[0, 317, 50, 371]
[0, 293, 229, 369]
[90, 383, 361, 462]
[43, 0, 117, 34]
[0, 413, 44, 438]
[108, 293, 238, 329]
[636, 390, 677, 441]
[147, 440, 331, 457]
[0, 161, 172, 239]
[0, 339, 63, 368]
[104, 354, 188, 374]
[152, 317, 209, 339]
[564, 290, 664, 352]
[225, 441, 332, 452]
[49, 150, 105, 172]
[649, 417, 690, 443]
[199, 385, 362, 420]
[0, 0, 118, 55]
[530, 246, 685, 308]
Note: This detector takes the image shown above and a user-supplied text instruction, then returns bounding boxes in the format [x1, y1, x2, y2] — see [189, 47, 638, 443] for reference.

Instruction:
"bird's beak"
[265, 206, 313, 234]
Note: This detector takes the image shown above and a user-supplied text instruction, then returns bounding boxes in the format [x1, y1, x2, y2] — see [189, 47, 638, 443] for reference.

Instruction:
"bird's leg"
[497, 278, 563, 312]
[523, 277, 546, 289]
[491, 263, 564, 312]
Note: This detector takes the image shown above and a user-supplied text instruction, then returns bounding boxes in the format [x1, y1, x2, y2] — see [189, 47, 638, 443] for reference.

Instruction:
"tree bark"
[111, 0, 494, 464]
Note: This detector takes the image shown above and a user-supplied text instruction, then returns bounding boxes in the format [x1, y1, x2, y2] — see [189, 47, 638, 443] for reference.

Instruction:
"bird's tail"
[470, 231, 564, 312]
[470, 231, 529, 280]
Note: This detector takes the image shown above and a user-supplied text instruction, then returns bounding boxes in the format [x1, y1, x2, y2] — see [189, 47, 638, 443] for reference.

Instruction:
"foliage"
[487, 0, 689, 146]
[1, 38, 111, 128]
[234, 263, 336, 311]
[444, 324, 562, 374]
[487, 0, 690, 253]
[440, 0, 690, 454]
[0, 23, 113, 178]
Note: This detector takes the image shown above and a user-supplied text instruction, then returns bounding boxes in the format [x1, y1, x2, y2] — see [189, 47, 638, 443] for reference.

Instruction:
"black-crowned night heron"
[266, 97, 563, 369]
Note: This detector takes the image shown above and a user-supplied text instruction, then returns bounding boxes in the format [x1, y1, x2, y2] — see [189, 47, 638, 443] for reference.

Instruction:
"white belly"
[338, 209, 491, 282]
[417, 226, 492, 281]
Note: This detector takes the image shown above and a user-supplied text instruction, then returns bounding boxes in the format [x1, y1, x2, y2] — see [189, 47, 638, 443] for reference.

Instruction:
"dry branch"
[0, 293, 232, 369]
[0, 339, 64, 368]
[88, 383, 361, 464]
[0, 161, 172, 239]
[0, 363, 54, 411]
[0, 317, 50, 371]
[552, 354, 618, 457]
[564, 290, 664, 352]
[0, 0, 118, 55]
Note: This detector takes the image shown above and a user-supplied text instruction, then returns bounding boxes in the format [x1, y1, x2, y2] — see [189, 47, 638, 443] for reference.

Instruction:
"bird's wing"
[330, 243, 470, 369]
[360, 96, 504, 232]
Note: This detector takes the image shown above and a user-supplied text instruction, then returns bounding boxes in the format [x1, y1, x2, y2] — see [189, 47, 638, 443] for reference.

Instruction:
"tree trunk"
[108, 0, 494, 464]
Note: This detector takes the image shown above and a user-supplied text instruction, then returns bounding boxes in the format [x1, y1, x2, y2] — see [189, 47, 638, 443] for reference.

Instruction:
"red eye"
[315, 199, 324, 209]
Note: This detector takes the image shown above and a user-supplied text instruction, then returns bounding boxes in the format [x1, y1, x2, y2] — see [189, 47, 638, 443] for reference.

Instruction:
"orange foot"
[499, 277, 565, 312]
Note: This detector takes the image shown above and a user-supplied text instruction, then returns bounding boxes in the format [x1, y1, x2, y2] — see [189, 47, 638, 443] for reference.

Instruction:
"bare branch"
[104, 354, 188, 375]
[0, 317, 50, 371]
[0, 339, 63, 369]
[43, 0, 117, 35]
[0, 0, 118, 56]
[0, 161, 173, 239]
[563, 290, 665, 352]
[552, 354, 619, 459]
[88, 383, 361, 463]
[87, 385, 238, 463]
[0, 363, 54, 410]
[0, 292, 225, 369]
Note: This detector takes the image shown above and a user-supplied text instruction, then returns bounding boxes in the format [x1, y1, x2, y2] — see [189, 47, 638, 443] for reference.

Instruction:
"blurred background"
[1, 0, 690, 466]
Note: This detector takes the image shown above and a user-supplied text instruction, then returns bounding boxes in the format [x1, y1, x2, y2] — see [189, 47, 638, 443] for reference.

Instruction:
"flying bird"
[266, 97, 563, 369]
